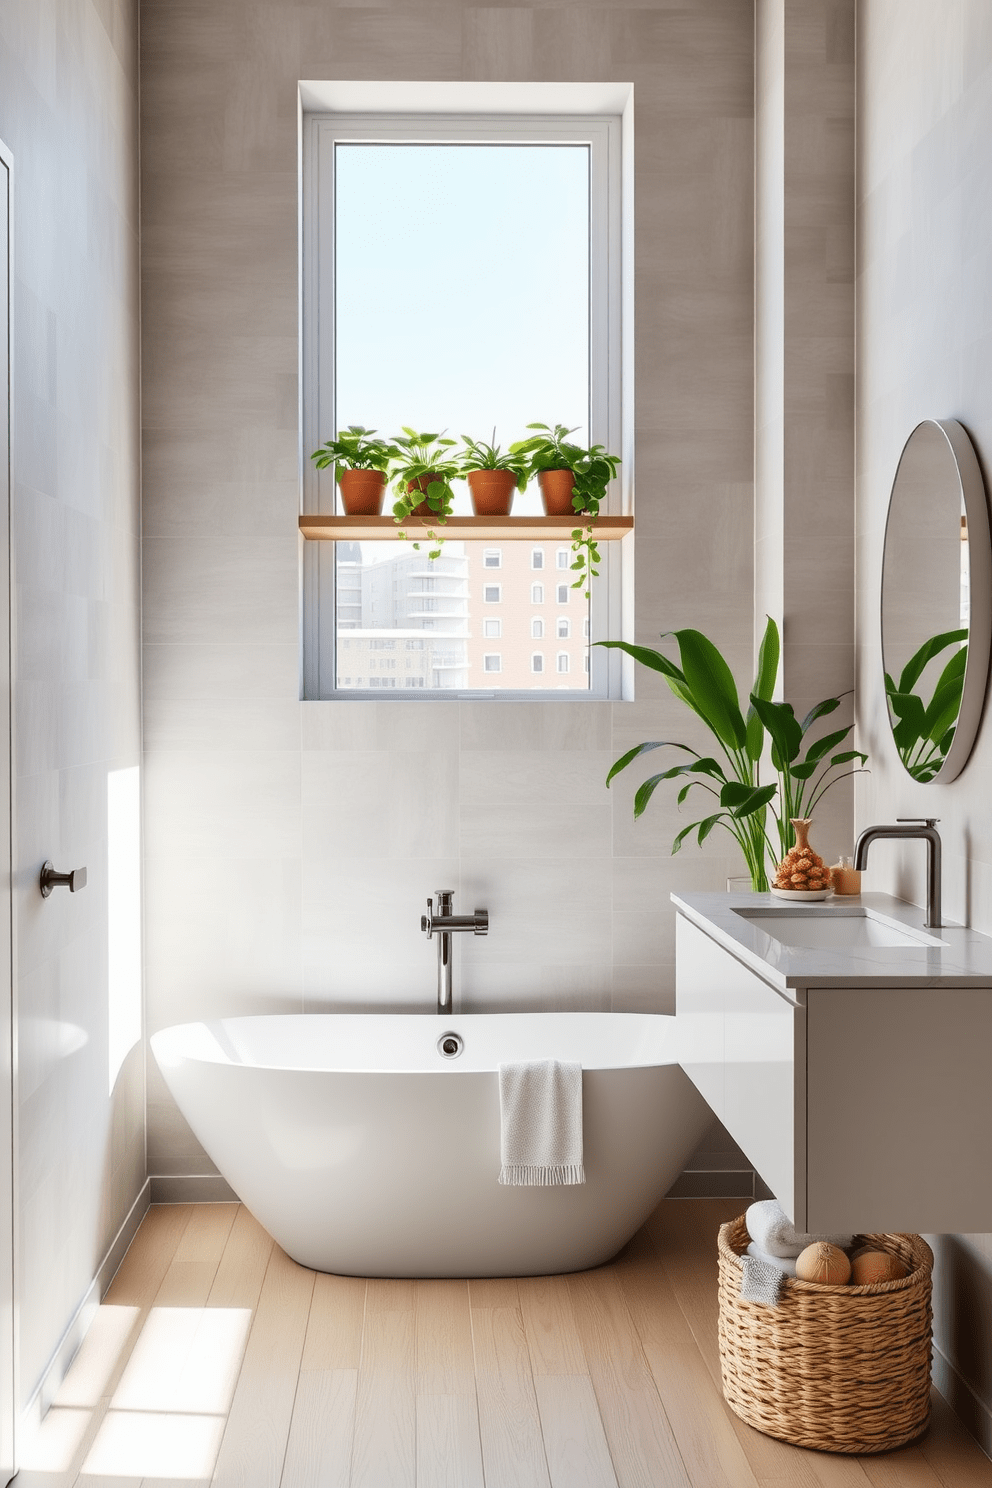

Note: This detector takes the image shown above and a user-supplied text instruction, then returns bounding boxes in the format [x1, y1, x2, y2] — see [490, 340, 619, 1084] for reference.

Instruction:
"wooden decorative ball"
[850, 1250, 909, 1286]
[795, 1241, 852, 1285]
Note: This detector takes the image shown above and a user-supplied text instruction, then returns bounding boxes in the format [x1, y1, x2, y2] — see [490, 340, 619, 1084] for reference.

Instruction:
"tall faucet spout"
[421, 890, 489, 1013]
[853, 818, 942, 928]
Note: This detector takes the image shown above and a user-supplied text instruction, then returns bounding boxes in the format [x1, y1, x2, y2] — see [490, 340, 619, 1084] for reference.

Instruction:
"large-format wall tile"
[140, 0, 756, 1180]
[858, 0, 992, 1448]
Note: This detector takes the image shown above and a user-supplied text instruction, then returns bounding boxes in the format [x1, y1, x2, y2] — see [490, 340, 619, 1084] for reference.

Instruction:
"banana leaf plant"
[884, 628, 968, 782]
[598, 618, 868, 891]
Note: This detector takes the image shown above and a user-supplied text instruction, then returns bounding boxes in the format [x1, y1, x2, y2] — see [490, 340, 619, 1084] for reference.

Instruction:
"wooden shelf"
[299, 514, 633, 541]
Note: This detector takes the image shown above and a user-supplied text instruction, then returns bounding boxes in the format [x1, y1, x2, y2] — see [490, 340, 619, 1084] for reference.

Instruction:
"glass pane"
[333, 142, 591, 692]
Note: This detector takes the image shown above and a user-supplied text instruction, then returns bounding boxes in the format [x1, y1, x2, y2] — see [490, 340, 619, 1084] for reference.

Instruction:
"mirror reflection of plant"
[884, 628, 968, 782]
[457, 430, 529, 488]
[390, 429, 460, 560]
[310, 425, 398, 481]
[509, 423, 620, 597]
[597, 618, 868, 891]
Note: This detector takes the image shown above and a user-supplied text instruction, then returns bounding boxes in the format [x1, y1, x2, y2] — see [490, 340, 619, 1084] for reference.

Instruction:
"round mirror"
[881, 419, 992, 783]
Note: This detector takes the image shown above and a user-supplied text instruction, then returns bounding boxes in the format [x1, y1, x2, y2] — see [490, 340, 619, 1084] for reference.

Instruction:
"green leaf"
[788, 760, 818, 780]
[802, 726, 853, 766]
[745, 617, 780, 761]
[633, 773, 675, 817]
[827, 749, 868, 767]
[924, 674, 965, 742]
[595, 640, 686, 683]
[668, 629, 747, 751]
[730, 783, 777, 819]
[897, 629, 968, 695]
[798, 696, 841, 734]
[696, 813, 724, 845]
[748, 695, 803, 765]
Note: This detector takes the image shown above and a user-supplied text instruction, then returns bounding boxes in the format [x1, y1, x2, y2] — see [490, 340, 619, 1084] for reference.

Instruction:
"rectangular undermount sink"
[733, 907, 946, 950]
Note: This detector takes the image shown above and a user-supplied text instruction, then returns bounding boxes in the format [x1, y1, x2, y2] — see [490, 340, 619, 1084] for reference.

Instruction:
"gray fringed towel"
[498, 1059, 585, 1186]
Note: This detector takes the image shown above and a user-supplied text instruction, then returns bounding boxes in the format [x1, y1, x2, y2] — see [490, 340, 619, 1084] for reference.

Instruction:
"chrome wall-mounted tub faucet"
[854, 818, 942, 928]
[421, 890, 489, 1014]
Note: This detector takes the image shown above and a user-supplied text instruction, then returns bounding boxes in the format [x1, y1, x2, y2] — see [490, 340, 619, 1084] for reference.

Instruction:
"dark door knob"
[40, 862, 87, 898]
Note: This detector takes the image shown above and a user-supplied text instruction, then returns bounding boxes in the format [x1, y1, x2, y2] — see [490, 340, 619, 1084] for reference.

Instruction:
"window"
[483, 618, 502, 638]
[303, 93, 625, 698]
[556, 584, 569, 604]
[531, 583, 544, 605]
[557, 653, 570, 674]
[483, 654, 502, 673]
[531, 653, 544, 674]
[557, 618, 570, 639]
[557, 548, 570, 569]
[531, 617, 544, 639]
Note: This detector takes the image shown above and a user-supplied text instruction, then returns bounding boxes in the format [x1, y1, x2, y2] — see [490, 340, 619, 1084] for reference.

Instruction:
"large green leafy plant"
[599, 619, 868, 891]
[509, 423, 621, 597]
[884, 628, 968, 782]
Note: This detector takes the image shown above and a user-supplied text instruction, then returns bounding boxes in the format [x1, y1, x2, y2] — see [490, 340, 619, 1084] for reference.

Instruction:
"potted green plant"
[598, 618, 869, 891]
[458, 430, 529, 516]
[310, 425, 398, 515]
[510, 422, 621, 596]
[390, 428, 460, 559]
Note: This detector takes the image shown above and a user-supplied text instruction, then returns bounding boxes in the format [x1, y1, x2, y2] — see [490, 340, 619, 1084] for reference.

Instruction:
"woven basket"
[717, 1216, 933, 1454]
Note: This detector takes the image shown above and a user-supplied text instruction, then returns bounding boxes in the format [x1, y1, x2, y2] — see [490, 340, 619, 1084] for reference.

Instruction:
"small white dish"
[769, 887, 833, 902]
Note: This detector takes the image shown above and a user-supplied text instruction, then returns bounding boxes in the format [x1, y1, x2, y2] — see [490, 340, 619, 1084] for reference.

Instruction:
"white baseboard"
[149, 1173, 238, 1204]
[933, 1342, 992, 1461]
[21, 1177, 151, 1434]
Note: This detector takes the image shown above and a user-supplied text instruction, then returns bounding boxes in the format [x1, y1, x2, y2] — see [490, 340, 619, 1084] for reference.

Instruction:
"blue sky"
[335, 142, 590, 521]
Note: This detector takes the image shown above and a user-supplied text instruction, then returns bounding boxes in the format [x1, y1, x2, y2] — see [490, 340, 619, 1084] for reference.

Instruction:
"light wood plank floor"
[16, 1198, 992, 1487]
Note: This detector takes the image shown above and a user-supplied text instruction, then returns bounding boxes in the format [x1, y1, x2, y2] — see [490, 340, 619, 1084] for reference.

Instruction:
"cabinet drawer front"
[677, 916, 803, 1220]
[676, 916, 727, 1121]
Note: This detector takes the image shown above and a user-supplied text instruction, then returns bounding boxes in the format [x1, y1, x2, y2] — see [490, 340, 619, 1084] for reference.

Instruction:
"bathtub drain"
[437, 1032, 464, 1059]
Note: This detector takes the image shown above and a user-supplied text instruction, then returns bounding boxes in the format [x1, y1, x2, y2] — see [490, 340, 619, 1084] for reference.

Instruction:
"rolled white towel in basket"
[498, 1059, 585, 1186]
[746, 1198, 853, 1257]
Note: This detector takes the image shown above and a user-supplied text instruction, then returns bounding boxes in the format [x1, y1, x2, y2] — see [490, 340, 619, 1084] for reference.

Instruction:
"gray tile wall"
[0, 0, 143, 1411]
[857, 0, 992, 1453]
[139, 0, 756, 1178]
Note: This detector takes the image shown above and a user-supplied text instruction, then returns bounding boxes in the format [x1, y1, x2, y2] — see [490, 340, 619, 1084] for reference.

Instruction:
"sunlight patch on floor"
[20, 1303, 252, 1479]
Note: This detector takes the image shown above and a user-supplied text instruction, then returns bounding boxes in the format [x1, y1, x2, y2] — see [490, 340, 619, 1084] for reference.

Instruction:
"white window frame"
[483, 618, 502, 638]
[531, 617, 544, 639]
[301, 89, 629, 700]
[531, 653, 545, 674]
[483, 654, 502, 673]
[531, 548, 545, 569]
[531, 583, 544, 605]
[483, 549, 502, 568]
[483, 584, 502, 604]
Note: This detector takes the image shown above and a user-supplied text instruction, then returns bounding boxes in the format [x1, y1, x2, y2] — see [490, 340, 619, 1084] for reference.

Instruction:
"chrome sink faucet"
[853, 818, 942, 928]
[421, 890, 489, 1014]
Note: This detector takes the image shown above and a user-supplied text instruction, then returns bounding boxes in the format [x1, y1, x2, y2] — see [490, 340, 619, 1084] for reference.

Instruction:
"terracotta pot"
[405, 473, 445, 520]
[538, 468, 578, 516]
[467, 469, 516, 516]
[337, 468, 386, 516]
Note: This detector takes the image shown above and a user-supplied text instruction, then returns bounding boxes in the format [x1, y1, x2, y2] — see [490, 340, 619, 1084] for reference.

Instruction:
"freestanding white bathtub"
[151, 1012, 711, 1277]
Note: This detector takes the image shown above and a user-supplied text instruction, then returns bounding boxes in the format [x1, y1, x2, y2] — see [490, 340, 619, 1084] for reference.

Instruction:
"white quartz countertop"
[671, 890, 992, 992]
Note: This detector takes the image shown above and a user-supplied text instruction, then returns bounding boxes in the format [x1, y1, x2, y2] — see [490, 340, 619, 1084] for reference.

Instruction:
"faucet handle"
[897, 817, 940, 827]
[421, 898, 433, 937]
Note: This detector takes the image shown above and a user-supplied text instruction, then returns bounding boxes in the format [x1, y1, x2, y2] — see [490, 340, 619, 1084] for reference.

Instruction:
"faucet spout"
[853, 818, 942, 928]
[421, 890, 489, 1014]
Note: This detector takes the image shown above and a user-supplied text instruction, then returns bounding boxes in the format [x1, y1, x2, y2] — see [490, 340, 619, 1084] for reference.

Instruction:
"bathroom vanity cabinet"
[674, 893, 992, 1234]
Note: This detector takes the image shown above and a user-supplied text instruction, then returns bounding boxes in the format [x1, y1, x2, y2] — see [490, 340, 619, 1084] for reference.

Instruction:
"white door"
[0, 136, 15, 1485]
